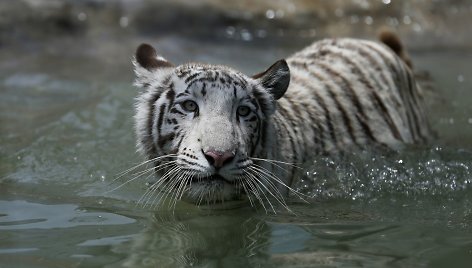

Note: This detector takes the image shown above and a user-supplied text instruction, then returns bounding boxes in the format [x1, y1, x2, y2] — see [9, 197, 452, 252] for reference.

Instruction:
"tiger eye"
[237, 106, 251, 117]
[182, 100, 198, 112]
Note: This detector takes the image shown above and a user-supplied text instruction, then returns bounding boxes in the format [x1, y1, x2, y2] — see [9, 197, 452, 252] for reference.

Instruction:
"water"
[1, 5, 472, 268]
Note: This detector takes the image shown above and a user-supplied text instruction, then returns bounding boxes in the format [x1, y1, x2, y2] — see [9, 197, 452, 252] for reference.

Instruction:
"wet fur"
[129, 32, 432, 211]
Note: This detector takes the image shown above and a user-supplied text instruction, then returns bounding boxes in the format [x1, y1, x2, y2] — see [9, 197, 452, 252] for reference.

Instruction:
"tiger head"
[133, 44, 290, 206]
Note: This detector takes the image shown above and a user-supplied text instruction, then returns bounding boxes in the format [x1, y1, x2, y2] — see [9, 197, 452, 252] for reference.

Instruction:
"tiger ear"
[133, 44, 174, 88]
[135, 43, 173, 70]
[253, 60, 290, 100]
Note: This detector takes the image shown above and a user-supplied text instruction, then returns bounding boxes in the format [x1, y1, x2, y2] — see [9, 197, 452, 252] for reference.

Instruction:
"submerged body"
[132, 33, 431, 208]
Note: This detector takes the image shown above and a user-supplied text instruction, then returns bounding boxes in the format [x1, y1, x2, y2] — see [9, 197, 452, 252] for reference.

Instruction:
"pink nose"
[203, 150, 235, 169]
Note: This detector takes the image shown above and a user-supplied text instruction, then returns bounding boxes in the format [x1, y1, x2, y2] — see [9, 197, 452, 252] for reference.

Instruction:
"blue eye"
[237, 106, 251, 117]
[181, 100, 198, 112]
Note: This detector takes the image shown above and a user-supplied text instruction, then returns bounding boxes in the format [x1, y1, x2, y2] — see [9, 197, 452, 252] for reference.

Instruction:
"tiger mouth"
[190, 174, 236, 185]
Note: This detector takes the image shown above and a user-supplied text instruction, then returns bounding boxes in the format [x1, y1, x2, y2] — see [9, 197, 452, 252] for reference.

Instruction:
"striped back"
[268, 38, 431, 166]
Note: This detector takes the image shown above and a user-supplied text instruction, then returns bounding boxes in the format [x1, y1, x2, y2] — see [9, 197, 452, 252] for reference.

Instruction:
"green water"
[1, 25, 472, 268]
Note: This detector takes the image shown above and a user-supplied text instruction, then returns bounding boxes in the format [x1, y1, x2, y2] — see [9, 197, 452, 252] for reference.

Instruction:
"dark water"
[1, 3, 472, 267]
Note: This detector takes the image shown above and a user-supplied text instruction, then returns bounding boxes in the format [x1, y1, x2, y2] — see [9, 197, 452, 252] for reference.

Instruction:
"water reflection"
[115, 209, 270, 267]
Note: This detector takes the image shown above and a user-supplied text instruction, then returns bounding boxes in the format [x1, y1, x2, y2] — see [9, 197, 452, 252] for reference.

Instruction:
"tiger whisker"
[170, 170, 194, 211]
[150, 166, 182, 210]
[113, 154, 178, 181]
[238, 176, 255, 207]
[250, 164, 309, 203]
[107, 160, 178, 194]
[243, 175, 269, 213]
[140, 165, 179, 209]
[125, 160, 176, 183]
[247, 167, 293, 213]
[245, 170, 278, 213]
[249, 157, 303, 169]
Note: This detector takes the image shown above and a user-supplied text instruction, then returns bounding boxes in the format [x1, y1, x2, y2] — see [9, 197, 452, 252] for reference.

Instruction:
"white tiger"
[132, 32, 432, 210]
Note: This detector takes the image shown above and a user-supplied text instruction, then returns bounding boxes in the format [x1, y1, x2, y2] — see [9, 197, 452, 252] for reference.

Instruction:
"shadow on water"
[1, 0, 472, 267]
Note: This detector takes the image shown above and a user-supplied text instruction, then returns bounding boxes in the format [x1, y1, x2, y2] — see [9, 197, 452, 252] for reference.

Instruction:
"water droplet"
[467, 118, 472, 124]
[17, 156, 21, 160]
[364, 16, 373, 25]
[225, 26, 235, 37]
[119, 16, 129, 28]
[100, 175, 106, 181]
[240, 29, 252, 41]
[458, 74, 465, 82]
[265, 9, 275, 19]
[77, 12, 87, 21]
[382, 0, 391, 4]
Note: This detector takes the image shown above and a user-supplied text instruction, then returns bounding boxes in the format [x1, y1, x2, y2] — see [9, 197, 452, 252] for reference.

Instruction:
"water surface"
[1, 23, 472, 268]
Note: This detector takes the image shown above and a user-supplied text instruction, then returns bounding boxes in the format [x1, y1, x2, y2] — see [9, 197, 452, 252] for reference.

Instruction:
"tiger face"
[133, 44, 290, 205]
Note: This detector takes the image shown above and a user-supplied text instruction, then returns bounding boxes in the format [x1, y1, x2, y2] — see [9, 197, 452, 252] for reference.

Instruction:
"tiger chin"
[132, 31, 432, 210]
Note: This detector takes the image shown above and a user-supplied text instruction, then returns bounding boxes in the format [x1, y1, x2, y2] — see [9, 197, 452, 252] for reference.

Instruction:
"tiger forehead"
[175, 64, 250, 89]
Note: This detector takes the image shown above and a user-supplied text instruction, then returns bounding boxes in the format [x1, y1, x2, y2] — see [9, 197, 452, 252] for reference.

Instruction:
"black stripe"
[170, 107, 185, 116]
[176, 135, 185, 148]
[317, 61, 368, 146]
[321, 49, 398, 144]
[166, 86, 175, 106]
[289, 77, 326, 153]
[201, 83, 207, 96]
[177, 68, 192, 78]
[389, 52, 420, 141]
[158, 132, 175, 149]
[404, 68, 426, 141]
[156, 103, 166, 137]
[342, 42, 396, 92]
[284, 96, 311, 161]
[249, 114, 261, 156]
[245, 115, 258, 122]
[176, 92, 189, 98]
[298, 50, 401, 145]
[292, 64, 346, 147]
[258, 120, 268, 157]
[363, 42, 403, 93]
[252, 88, 271, 114]
[184, 72, 200, 84]
[289, 61, 337, 147]
[180, 158, 206, 169]
[146, 90, 163, 157]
